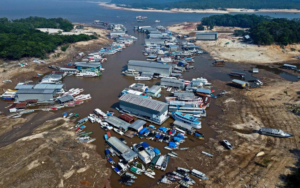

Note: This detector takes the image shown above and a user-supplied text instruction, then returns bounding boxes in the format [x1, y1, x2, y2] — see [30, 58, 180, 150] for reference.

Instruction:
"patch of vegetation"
[234, 30, 247, 37]
[0, 17, 97, 60]
[262, 158, 271, 167]
[61, 44, 69, 52]
[197, 24, 205, 31]
[200, 14, 300, 46]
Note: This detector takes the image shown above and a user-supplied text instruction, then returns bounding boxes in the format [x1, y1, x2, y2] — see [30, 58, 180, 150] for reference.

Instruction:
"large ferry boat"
[172, 111, 201, 127]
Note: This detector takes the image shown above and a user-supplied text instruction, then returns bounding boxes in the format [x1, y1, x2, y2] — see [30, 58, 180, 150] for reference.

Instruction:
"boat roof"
[119, 94, 168, 113]
[196, 88, 211, 94]
[260, 127, 284, 134]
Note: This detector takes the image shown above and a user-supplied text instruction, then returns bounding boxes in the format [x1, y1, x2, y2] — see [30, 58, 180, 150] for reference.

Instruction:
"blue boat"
[172, 111, 201, 127]
[105, 149, 110, 157]
[104, 134, 108, 140]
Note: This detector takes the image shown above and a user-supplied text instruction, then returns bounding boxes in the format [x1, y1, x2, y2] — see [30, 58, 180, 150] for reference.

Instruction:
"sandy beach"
[168, 22, 300, 64]
[99, 2, 300, 14]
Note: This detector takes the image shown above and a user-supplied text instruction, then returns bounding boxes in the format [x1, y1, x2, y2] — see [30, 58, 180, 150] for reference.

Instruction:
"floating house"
[57, 94, 74, 104]
[145, 39, 165, 46]
[129, 120, 146, 132]
[105, 116, 131, 131]
[119, 94, 169, 125]
[145, 85, 161, 98]
[107, 137, 138, 162]
[160, 78, 185, 89]
[15, 89, 56, 103]
[128, 60, 172, 77]
[196, 32, 218, 40]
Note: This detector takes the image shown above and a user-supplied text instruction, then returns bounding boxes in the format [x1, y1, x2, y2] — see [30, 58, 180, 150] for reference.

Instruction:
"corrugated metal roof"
[105, 116, 130, 130]
[107, 137, 130, 154]
[14, 84, 34, 90]
[196, 32, 218, 35]
[16, 89, 55, 94]
[119, 93, 168, 112]
[128, 60, 172, 70]
[174, 91, 195, 98]
[57, 95, 74, 103]
[129, 120, 146, 130]
[196, 88, 211, 94]
[34, 84, 64, 90]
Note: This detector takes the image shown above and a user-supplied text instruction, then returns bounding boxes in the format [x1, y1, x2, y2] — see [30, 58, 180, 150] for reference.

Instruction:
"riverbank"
[99, 2, 300, 14]
[0, 25, 111, 89]
[0, 117, 112, 188]
[167, 22, 300, 64]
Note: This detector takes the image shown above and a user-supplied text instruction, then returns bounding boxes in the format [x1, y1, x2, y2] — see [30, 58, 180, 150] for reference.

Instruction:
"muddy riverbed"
[0, 27, 299, 188]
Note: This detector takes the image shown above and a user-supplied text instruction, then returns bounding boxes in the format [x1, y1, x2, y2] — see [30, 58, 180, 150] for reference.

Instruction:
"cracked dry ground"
[204, 80, 300, 188]
[153, 78, 300, 188]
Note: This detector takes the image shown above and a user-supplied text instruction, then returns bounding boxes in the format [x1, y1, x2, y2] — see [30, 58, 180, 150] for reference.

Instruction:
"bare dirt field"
[0, 118, 112, 188]
[168, 23, 300, 64]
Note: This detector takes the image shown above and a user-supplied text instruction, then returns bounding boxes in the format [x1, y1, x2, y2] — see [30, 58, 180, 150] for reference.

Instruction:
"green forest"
[0, 17, 96, 60]
[199, 14, 300, 45]
[112, 0, 300, 9]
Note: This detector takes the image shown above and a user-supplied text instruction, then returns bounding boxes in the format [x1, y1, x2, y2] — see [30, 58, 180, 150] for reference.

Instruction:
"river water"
[0, 1, 299, 187]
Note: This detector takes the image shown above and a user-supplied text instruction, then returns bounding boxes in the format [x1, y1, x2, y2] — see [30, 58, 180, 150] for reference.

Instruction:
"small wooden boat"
[179, 147, 189, 150]
[125, 172, 137, 179]
[164, 146, 173, 151]
[177, 167, 190, 173]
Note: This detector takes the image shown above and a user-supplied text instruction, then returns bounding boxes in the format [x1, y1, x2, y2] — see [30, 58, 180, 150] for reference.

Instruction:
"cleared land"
[167, 22, 300, 64]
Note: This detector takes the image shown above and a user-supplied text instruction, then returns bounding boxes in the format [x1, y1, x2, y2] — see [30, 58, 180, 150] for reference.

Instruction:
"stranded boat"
[134, 76, 152, 81]
[172, 111, 201, 127]
[259, 127, 293, 138]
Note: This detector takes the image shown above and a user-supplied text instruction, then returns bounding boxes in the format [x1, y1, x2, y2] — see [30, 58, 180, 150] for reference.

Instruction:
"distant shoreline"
[98, 2, 300, 14]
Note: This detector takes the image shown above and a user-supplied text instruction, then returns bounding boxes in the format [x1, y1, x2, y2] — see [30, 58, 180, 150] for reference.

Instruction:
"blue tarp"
[139, 127, 148, 134]
[176, 134, 185, 139]
[153, 148, 160, 155]
[142, 142, 150, 148]
[148, 125, 156, 129]
[169, 143, 177, 148]
[144, 129, 150, 134]
[158, 127, 168, 133]
[173, 137, 183, 142]
[155, 133, 161, 138]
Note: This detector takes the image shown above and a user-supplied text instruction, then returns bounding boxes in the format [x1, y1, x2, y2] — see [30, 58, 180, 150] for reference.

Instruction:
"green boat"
[78, 131, 93, 137]
[130, 166, 141, 175]
[70, 113, 79, 119]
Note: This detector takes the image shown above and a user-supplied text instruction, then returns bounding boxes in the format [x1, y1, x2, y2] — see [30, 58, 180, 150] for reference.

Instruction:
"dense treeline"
[112, 0, 300, 9]
[283, 166, 300, 188]
[250, 19, 300, 45]
[201, 14, 272, 28]
[199, 14, 300, 45]
[0, 17, 96, 60]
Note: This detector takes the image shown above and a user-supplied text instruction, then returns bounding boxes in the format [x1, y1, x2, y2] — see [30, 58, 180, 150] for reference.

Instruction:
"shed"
[105, 116, 130, 131]
[145, 85, 161, 98]
[128, 60, 172, 76]
[57, 95, 74, 104]
[34, 84, 64, 93]
[160, 78, 185, 89]
[196, 32, 218, 40]
[119, 94, 169, 124]
[129, 120, 146, 132]
[145, 39, 165, 46]
[107, 137, 138, 162]
[15, 89, 56, 103]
